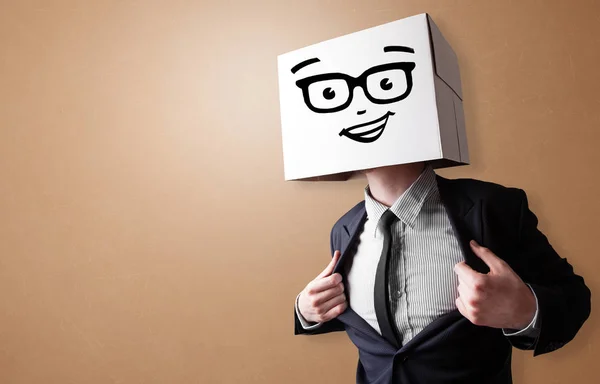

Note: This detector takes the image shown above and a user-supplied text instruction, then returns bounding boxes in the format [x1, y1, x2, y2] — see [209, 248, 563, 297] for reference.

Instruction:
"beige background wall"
[0, 0, 598, 383]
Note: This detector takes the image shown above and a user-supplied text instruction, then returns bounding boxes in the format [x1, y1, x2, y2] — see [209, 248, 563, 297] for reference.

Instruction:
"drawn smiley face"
[291, 46, 417, 143]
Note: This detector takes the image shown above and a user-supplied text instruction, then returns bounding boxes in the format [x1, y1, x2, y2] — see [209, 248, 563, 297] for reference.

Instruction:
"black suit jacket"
[294, 176, 591, 384]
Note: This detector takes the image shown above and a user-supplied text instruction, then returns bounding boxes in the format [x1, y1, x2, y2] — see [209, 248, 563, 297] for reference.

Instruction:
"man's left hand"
[454, 240, 536, 330]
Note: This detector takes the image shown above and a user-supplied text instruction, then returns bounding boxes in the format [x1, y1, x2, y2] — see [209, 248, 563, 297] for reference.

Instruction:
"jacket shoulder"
[331, 201, 365, 231]
[437, 175, 525, 203]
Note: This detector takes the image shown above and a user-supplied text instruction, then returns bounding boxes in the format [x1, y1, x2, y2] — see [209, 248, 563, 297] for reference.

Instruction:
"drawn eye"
[380, 78, 393, 91]
[306, 79, 350, 110]
[367, 69, 408, 101]
[323, 87, 336, 100]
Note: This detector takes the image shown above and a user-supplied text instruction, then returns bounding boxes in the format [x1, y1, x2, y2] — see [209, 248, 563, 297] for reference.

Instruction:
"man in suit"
[294, 162, 591, 384]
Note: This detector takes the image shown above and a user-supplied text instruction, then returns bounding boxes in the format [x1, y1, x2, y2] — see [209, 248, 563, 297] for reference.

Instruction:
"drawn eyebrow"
[291, 57, 320, 74]
[383, 46, 415, 54]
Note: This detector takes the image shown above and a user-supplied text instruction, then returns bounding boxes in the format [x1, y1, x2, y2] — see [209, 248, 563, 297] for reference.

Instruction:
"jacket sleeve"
[515, 189, 591, 355]
[293, 224, 346, 336]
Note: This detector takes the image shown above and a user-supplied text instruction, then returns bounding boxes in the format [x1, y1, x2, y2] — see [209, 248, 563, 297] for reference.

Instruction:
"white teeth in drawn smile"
[353, 122, 386, 137]
[339, 112, 395, 143]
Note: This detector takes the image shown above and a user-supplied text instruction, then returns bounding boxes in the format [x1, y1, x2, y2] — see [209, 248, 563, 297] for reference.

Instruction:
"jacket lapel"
[393, 177, 490, 353]
[333, 206, 367, 275]
[330, 176, 490, 350]
[436, 176, 489, 274]
[399, 309, 465, 353]
[331, 205, 396, 347]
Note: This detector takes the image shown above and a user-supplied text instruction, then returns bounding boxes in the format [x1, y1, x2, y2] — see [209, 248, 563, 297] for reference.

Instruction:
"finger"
[317, 250, 341, 279]
[320, 300, 348, 322]
[457, 282, 471, 305]
[456, 296, 468, 318]
[469, 240, 505, 272]
[457, 281, 480, 309]
[319, 292, 347, 315]
[311, 282, 345, 305]
[453, 261, 483, 288]
[308, 273, 342, 294]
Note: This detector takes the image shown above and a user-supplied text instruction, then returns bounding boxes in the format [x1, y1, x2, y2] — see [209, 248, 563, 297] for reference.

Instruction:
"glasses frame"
[295, 62, 416, 114]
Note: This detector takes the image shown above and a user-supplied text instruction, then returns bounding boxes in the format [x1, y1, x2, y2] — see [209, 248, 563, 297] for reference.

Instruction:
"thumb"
[470, 240, 503, 272]
[317, 250, 341, 278]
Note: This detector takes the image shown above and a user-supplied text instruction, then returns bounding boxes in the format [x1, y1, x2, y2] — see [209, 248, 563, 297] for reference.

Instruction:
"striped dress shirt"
[296, 166, 538, 345]
[345, 166, 463, 345]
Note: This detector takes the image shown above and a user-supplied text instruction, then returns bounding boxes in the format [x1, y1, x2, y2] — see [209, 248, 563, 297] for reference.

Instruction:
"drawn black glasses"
[295, 62, 416, 114]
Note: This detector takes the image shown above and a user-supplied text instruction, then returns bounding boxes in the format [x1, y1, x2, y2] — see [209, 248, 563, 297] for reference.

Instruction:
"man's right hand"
[298, 251, 348, 323]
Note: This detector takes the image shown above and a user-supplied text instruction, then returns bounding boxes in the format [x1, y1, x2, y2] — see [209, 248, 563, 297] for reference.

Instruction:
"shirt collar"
[364, 165, 438, 236]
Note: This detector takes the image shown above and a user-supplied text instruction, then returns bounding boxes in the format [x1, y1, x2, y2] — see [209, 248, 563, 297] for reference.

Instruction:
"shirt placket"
[389, 219, 407, 343]
[400, 221, 412, 342]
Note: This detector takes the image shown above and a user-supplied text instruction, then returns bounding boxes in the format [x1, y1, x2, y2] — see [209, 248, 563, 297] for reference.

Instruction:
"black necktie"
[374, 210, 400, 347]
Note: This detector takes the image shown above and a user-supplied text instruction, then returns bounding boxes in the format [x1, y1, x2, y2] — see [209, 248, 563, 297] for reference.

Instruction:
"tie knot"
[380, 210, 398, 228]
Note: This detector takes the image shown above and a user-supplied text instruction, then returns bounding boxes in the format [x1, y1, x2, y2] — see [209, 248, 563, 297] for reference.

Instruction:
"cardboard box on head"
[277, 13, 469, 181]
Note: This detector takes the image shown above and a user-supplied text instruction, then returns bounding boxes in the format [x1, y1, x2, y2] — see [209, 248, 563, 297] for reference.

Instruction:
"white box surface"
[278, 13, 469, 181]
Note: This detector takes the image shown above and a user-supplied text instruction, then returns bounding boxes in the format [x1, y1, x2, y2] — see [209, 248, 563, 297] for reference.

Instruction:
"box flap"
[427, 15, 463, 100]
[434, 76, 461, 162]
[453, 93, 469, 163]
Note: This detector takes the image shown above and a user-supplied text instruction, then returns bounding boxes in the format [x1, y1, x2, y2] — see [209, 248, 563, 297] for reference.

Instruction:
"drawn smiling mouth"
[338, 111, 396, 143]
